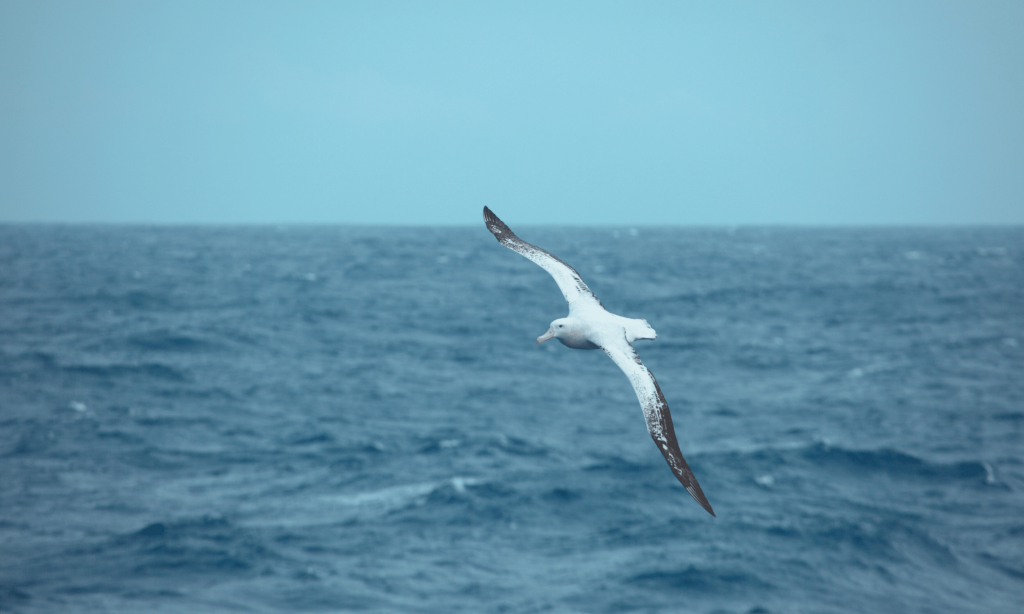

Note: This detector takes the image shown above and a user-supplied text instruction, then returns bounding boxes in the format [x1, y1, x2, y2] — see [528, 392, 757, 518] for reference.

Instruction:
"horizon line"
[2, 220, 1022, 229]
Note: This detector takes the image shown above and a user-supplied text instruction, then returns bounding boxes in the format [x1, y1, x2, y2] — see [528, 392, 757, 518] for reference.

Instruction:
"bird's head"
[536, 318, 571, 345]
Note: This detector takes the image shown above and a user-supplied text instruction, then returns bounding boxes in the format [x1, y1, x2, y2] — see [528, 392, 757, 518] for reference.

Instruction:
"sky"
[1, 1, 1022, 225]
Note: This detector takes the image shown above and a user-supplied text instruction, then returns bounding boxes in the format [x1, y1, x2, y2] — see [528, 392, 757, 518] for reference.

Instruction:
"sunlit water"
[1, 225, 1022, 613]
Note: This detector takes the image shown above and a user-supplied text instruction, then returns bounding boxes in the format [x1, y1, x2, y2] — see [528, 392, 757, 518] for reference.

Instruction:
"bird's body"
[483, 207, 715, 517]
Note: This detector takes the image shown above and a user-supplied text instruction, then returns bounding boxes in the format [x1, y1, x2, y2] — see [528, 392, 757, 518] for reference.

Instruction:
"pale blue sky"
[2, 1, 1022, 225]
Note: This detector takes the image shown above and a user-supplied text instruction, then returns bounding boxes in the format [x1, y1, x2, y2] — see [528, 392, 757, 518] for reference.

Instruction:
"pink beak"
[536, 327, 556, 345]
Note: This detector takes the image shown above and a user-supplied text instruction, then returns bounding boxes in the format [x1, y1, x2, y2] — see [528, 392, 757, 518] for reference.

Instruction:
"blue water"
[1, 224, 1022, 613]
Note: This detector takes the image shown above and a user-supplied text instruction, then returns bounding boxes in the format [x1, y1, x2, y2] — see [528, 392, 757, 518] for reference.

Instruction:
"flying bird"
[483, 207, 715, 516]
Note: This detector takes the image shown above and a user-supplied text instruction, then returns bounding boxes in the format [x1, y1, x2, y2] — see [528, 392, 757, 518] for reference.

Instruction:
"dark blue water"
[1, 224, 1022, 613]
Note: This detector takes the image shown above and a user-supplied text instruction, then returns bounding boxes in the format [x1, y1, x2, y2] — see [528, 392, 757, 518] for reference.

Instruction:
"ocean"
[1, 224, 1022, 613]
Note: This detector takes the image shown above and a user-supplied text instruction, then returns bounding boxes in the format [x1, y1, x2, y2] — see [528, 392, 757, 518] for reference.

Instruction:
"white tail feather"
[624, 318, 657, 343]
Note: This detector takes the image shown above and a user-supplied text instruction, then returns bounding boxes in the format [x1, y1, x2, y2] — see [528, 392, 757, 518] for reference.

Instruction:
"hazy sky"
[2, 1, 1022, 225]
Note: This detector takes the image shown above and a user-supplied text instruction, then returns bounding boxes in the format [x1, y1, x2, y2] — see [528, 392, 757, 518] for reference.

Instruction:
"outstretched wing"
[601, 335, 716, 516]
[483, 207, 603, 312]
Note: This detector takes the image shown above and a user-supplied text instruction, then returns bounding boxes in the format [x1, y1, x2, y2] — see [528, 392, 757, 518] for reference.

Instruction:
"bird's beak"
[536, 328, 556, 345]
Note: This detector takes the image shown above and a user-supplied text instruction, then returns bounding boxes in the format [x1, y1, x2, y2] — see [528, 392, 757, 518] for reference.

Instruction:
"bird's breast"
[557, 336, 601, 350]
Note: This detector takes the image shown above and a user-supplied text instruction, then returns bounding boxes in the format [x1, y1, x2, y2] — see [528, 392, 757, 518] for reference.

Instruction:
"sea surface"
[1, 224, 1022, 614]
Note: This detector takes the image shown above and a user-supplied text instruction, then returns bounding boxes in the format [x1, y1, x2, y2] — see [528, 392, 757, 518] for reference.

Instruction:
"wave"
[1, 351, 189, 382]
[627, 565, 772, 593]
[100, 516, 260, 577]
[799, 442, 988, 482]
[62, 362, 188, 382]
[240, 478, 508, 529]
[708, 439, 991, 486]
[86, 289, 176, 311]
[125, 331, 217, 353]
[584, 454, 652, 474]
[806, 517, 957, 565]
[0, 350, 58, 376]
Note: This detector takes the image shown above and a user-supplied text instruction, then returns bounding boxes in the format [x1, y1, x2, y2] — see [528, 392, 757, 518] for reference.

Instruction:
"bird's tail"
[625, 318, 657, 343]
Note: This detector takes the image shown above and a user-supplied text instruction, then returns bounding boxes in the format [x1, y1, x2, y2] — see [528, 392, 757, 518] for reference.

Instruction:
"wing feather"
[602, 336, 716, 516]
[483, 207, 603, 312]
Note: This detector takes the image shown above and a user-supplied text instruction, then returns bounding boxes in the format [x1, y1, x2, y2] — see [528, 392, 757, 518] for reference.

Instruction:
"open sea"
[1, 223, 1022, 614]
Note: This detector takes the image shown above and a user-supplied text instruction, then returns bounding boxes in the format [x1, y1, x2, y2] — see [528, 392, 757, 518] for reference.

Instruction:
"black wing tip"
[685, 485, 716, 517]
[666, 458, 716, 517]
[482, 207, 514, 240]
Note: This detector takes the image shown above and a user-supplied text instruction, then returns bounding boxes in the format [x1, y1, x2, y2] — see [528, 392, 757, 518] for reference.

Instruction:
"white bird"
[484, 207, 715, 516]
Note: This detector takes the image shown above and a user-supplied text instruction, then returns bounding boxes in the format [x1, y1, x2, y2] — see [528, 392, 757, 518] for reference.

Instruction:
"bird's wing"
[601, 334, 716, 516]
[483, 207, 604, 312]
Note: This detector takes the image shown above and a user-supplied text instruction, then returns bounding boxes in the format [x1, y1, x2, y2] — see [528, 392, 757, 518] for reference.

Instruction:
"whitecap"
[983, 462, 997, 484]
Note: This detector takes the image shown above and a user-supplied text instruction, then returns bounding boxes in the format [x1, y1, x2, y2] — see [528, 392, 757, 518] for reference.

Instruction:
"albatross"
[483, 207, 715, 517]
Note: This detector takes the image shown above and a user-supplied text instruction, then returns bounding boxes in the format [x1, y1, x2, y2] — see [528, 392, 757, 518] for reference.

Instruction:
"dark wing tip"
[660, 443, 716, 517]
[646, 376, 716, 517]
[482, 207, 515, 241]
[686, 484, 716, 517]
